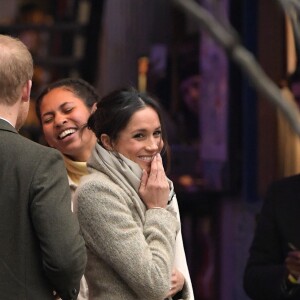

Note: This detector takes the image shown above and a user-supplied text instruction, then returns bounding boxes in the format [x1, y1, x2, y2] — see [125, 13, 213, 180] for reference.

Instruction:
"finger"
[155, 154, 167, 182]
[291, 270, 300, 277]
[165, 286, 174, 298]
[287, 256, 300, 265]
[287, 264, 300, 275]
[156, 153, 165, 171]
[289, 251, 300, 259]
[170, 269, 177, 281]
[148, 155, 159, 180]
[139, 169, 148, 192]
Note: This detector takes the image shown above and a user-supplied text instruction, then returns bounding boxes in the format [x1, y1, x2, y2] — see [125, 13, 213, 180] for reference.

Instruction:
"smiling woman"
[35, 78, 99, 300]
[35, 78, 99, 200]
[100, 106, 163, 174]
[75, 86, 194, 299]
[36, 78, 98, 162]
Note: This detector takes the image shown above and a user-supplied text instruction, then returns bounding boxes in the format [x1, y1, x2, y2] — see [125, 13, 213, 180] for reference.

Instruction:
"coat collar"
[0, 118, 17, 134]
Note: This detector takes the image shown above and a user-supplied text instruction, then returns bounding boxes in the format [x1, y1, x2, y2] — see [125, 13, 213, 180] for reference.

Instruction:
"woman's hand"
[138, 154, 169, 209]
[165, 268, 185, 298]
[286, 250, 300, 278]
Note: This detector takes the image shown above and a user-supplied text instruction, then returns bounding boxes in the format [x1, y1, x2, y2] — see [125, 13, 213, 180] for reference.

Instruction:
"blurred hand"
[53, 291, 60, 300]
[286, 250, 300, 278]
[138, 154, 169, 209]
[165, 268, 185, 298]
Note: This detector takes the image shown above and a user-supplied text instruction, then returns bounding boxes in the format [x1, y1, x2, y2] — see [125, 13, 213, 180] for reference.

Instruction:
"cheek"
[74, 110, 91, 124]
[119, 145, 138, 161]
[81, 127, 95, 140]
[159, 140, 164, 151]
[42, 125, 55, 142]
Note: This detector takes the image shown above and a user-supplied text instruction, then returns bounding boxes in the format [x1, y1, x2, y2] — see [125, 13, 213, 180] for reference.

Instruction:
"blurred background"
[1, 0, 299, 299]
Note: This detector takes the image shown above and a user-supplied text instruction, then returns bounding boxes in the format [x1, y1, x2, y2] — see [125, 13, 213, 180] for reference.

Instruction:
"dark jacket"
[0, 119, 87, 300]
[244, 174, 300, 299]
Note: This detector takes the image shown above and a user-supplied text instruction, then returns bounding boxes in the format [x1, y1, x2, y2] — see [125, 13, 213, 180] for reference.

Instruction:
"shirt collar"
[0, 117, 14, 127]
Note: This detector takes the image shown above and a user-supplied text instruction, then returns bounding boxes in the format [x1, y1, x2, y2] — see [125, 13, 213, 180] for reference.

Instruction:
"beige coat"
[76, 145, 194, 299]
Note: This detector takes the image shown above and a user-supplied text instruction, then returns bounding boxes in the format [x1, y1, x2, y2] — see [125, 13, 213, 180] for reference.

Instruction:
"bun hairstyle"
[88, 86, 170, 169]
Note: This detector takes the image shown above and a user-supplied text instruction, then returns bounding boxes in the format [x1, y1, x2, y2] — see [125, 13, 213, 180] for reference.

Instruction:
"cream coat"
[76, 144, 194, 299]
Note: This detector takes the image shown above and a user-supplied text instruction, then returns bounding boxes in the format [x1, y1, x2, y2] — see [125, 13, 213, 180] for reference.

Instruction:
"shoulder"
[21, 135, 59, 155]
[75, 172, 133, 227]
[16, 138, 68, 185]
[79, 172, 116, 190]
[267, 174, 300, 195]
[11, 133, 62, 160]
[263, 175, 300, 210]
[3, 132, 64, 170]
[23, 139, 65, 173]
[76, 172, 122, 202]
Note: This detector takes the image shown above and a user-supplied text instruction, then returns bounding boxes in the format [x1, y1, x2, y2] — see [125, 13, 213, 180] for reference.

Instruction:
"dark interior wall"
[227, 0, 287, 201]
[96, 0, 174, 97]
[257, 0, 286, 196]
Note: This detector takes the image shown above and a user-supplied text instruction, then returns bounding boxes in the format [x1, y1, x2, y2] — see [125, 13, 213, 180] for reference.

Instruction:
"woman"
[35, 78, 98, 209]
[35, 77, 99, 299]
[75, 87, 194, 299]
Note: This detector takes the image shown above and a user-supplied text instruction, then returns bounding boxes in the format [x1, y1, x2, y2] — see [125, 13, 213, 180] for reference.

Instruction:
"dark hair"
[288, 71, 300, 87]
[35, 78, 100, 123]
[88, 86, 170, 169]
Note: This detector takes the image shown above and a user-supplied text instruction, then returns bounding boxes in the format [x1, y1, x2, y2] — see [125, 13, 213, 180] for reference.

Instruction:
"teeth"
[139, 156, 153, 162]
[59, 129, 76, 139]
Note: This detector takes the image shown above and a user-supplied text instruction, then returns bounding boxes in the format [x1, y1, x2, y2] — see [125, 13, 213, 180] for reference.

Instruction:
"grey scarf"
[88, 143, 175, 204]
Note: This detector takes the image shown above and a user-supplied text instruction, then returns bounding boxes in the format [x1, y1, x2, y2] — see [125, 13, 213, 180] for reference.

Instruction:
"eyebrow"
[131, 126, 161, 134]
[42, 111, 53, 118]
[41, 102, 72, 118]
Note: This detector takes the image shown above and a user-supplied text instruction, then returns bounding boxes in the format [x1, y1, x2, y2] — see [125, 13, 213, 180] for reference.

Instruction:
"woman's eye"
[154, 130, 162, 137]
[64, 107, 74, 113]
[43, 117, 53, 124]
[133, 133, 144, 139]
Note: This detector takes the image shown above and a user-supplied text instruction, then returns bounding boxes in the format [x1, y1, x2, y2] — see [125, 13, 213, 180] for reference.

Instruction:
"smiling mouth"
[139, 156, 155, 162]
[58, 129, 77, 140]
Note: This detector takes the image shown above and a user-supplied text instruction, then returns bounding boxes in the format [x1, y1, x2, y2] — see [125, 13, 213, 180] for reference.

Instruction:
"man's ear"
[100, 134, 113, 150]
[21, 80, 32, 102]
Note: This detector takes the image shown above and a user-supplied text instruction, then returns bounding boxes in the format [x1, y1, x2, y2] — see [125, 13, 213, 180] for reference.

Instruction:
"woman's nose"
[145, 138, 159, 151]
[54, 115, 67, 127]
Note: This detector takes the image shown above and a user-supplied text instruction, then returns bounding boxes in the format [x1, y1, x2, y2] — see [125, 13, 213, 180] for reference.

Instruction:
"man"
[244, 175, 300, 299]
[0, 34, 86, 299]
